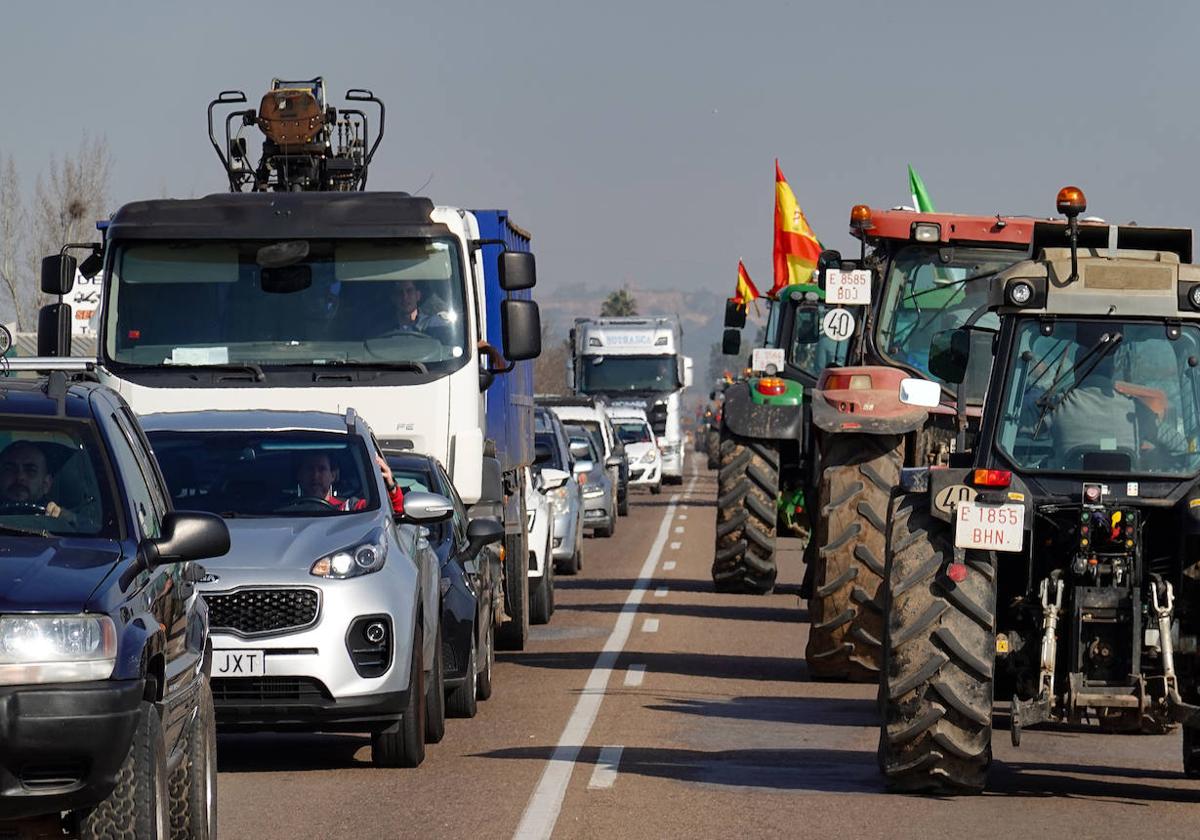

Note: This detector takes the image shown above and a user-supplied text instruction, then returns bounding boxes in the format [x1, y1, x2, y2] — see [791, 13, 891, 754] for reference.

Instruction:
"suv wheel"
[169, 677, 217, 838]
[446, 620, 479, 718]
[424, 622, 446, 744]
[477, 616, 495, 701]
[371, 625, 426, 768]
[80, 700, 169, 840]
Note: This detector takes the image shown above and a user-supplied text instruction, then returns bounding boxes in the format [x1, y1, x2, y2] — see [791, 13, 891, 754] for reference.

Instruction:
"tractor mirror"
[723, 299, 747, 329]
[898, 378, 941, 408]
[721, 328, 741, 356]
[929, 328, 970, 384]
[816, 249, 842, 288]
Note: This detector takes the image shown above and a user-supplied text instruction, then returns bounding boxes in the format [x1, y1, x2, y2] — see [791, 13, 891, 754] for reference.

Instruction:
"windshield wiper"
[177, 363, 266, 382]
[892, 269, 1005, 349]
[325, 361, 430, 374]
[0, 524, 51, 538]
[1032, 333, 1123, 436]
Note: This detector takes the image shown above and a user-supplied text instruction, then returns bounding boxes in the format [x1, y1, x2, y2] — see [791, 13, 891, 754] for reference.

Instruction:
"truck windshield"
[579, 355, 680, 394]
[147, 430, 380, 516]
[875, 246, 1021, 397]
[995, 319, 1200, 475]
[105, 238, 469, 372]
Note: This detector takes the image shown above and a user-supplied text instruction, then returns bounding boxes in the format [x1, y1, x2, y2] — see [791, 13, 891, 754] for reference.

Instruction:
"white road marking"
[655, 586, 669, 598]
[587, 745, 625, 791]
[513, 475, 697, 840]
[678, 514, 688, 520]
[624, 664, 646, 687]
[669, 541, 682, 550]
[674, 526, 685, 534]
[663, 561, 677, 571]
[641, 618, 659, 633]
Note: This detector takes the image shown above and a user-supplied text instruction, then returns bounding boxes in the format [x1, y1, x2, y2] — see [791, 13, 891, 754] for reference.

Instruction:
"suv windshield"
[579, 355, 680, 394]
[995, 319, 1200, 475]
[105, 238, 468, 372]
[614, 421, 652, 444]
[876, 246, 1022, 396]
[0, 421, 117, 537]
[148, 430, 380, 516]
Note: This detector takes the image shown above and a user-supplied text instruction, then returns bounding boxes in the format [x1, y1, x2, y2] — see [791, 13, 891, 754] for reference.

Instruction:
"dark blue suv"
[0, 369, 229, 838]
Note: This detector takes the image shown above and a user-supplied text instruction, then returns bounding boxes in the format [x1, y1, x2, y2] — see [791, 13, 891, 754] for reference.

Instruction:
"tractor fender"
[721, 382, 806, 441]
[812, 365, 932, 436]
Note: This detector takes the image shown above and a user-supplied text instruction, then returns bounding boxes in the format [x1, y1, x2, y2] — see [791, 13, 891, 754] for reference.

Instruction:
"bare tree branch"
[0, 156, 23, 328]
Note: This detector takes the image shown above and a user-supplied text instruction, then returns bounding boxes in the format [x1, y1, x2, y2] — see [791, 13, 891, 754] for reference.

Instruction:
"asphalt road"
[217, 464, 1200, 839]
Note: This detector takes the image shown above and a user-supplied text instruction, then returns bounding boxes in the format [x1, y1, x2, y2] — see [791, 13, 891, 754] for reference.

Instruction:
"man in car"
[0, 440, 76, 522]
[295, 451, 405, 514]
[382, 280, 455, 342]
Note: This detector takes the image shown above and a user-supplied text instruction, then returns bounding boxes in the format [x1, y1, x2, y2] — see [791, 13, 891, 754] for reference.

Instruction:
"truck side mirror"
[37, 303, 72, 357]
[682, 356, 694, 388]
[499, 251, 536, 291]
[929, 328, 970, 384]
[41, 254, 77, 296]
[501, 299, 541, 361]
[723, 299, 747, 329]
[816, 249, 842, 288]
[721, 329, 741, 356]
[78, 250, 104, 280]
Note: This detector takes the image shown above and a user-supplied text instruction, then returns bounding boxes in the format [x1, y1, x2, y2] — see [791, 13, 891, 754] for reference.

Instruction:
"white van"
[605, 404, 661, 495]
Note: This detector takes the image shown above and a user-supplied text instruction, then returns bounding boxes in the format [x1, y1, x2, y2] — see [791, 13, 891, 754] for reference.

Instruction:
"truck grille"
[212, 677, 331, 703]
[205, 588, 320, 636]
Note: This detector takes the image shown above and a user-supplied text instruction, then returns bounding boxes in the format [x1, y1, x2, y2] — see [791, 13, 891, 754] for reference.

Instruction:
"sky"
[2, 0, 1197, 303]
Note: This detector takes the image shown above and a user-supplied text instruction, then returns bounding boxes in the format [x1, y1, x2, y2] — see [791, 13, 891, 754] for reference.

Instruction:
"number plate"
[825, 269, 872, 305]
[213, 650, 266, 677]
[954, 502, 1024, 552]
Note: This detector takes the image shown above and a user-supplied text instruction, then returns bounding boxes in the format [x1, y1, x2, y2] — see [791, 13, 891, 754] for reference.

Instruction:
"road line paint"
[641, 618, 659, 633]
[663, 561, 677, 571]
[624, 664, 646, 687]
[654, 586, 669, 598]
[674, 526, 685, 534]
[678, 514, 688, 520]
[514, 476, 697, 840]
[669, 541, 681, 550]
[586, 745, 624, 791]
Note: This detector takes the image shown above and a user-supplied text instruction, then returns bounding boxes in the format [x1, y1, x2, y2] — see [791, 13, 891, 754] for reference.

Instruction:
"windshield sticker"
[822, 309, 855, 342]
[169, 346, 230, 365]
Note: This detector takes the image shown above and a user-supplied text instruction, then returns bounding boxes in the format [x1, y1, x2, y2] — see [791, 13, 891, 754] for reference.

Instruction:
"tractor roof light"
[1188, 285, 1200, 310]
[849, 204, 873, 231]
[1007, 280, 1034, 306]
[913, 222, 941, 243]
[1056, 186, 1087, 218]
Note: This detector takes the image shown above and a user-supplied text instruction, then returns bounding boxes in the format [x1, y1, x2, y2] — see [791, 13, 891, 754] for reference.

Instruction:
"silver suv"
[144, 409, 459, 768]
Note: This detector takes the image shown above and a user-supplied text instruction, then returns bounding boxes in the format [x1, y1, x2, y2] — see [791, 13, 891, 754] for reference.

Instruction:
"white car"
[525, 465, 568, 624]
[606, 406, 662, 495]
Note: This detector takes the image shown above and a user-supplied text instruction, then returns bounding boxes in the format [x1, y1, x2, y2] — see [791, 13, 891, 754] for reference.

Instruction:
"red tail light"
[824, 373, 872, 391]
[756, 377, 787, 396]
[972, 469, 1012, 487]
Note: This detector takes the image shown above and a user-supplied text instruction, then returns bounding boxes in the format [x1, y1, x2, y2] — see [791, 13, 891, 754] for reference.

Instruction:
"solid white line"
[624, 664, 646, 687]
[663, 561, 677, 571]
[674, 526, 685, 534]
[641, 618, 659, 633]
[654, 586, 669, 598]
[669, 541, 681, 550]
[512, 476, 697, 840]
[586, 745, 625, 791]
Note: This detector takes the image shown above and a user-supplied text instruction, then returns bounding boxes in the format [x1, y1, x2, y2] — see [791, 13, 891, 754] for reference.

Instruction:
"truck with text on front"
[568, 316, 693, 483]
[36, 80, 544, 651]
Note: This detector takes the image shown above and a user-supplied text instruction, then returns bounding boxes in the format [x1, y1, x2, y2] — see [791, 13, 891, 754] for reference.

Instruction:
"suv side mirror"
[721, 329, 742, 356]
[568, 440, 591, 460]
[539, 467, 570, 491]
[501, 299, 541, 361]
[41, 254, 77, 296]
[466, 516, 504, 556]
[929, 328, 970, 384]
[400, 491, 455, 523]
[572, 459, 595, 476]
[146, 511, 231, 567]
[605, 455, 623, 469]
[499, 251, 536, 291]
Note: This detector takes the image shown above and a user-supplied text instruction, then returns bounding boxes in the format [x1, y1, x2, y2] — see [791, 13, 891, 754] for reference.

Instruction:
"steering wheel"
[0, 500, 48, 516]
[274, 496, 340, 513]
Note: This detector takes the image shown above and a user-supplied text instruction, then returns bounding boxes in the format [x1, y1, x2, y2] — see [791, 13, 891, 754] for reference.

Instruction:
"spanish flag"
[734, 260, 759, 305]
[772, 160, 822, 295]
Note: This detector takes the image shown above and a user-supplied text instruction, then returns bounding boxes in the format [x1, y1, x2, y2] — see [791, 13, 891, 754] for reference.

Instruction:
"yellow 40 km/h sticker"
[934, 484, 978, 514]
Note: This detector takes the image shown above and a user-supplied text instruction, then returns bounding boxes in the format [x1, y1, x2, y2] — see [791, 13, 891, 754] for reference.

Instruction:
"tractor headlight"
[1007, 280, 1034, 306]
[0, 614, 117, 685]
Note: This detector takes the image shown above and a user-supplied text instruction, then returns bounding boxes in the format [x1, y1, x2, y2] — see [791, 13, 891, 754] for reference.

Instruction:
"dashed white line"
[513, 475, 697, 840]
[641, 618, 659, 633]
[669, 541, 681, 550]
[623, 664, 646, 687]
[674, 526, 685, 534]
[678, 514, 688, 521]
[587, 745, 625, 790]
[663, 561, 677, 571]
[654, 586, 669, 598]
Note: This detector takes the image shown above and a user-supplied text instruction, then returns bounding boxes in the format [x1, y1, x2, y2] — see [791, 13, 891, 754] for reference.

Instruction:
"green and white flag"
[908, 164, 936, 213]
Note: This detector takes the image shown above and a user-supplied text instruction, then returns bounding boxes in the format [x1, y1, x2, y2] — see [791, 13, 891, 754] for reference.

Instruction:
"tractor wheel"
[712, 430, 778, 594]
[805, 433, 901, 681]
[878, 493, 994, 794]
[706, 429, 720, 470]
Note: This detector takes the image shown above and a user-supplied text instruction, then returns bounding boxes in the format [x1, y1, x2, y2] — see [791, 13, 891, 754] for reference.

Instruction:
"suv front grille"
[212, 677, 331, 703]
[205, 588, 320, 636]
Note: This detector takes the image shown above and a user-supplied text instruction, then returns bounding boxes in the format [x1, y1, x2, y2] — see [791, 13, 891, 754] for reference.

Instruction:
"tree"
[533, 324, 571, 395]
[0, 156, 22, 328]
[600, 287, 638, 317]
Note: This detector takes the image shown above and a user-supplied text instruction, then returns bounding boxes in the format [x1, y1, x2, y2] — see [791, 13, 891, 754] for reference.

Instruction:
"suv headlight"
[640, 450, 658, 464]
[311, 530, 388, 579]
[549, 486, 570, 514]
[0, 614, 117, 685]
[582, 485, 605, 498]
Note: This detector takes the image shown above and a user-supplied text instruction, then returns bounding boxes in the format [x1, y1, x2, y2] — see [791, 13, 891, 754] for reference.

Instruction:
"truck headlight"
[311, 530, 388, 579]
[0, 614, 118, 685]
[640, 451, 658, 464]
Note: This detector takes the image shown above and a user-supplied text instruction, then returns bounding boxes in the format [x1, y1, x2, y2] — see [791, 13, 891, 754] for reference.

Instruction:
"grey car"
[564, 424, 616, 538]
[144, 409, 483, 769]
[534, 405, 585, 574]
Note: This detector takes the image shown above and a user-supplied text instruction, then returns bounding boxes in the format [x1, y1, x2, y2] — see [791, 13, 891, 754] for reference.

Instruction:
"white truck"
[568, 316, 692, 483]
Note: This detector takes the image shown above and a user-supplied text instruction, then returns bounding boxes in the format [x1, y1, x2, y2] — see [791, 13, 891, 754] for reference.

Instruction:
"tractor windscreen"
[995, 319, 1200, 475]
[876, 246, 1022, 399]
[104, 238, 469, 373]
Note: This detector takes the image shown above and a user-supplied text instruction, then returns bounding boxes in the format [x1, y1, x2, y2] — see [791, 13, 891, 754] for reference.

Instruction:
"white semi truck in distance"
[568, 316, 692, 482]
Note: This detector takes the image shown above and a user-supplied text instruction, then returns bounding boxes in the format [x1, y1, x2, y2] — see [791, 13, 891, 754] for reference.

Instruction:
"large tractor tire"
[705, 428, 721, 470]
[712, 430, 779, 594]
[878, 493, 994, 794]
[805, 433, 902, 681]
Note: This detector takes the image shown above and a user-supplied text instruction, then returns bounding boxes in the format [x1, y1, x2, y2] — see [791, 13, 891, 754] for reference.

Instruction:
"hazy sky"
[2, 1, 1196, 299]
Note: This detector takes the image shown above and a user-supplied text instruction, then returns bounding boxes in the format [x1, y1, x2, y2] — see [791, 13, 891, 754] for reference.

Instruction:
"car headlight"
[550, 487, 570, 514]
[640, 451, 658, 464]
[311, 530, 388, 579]
[0, 614, 117, 685]
[582, 486, 605, 498]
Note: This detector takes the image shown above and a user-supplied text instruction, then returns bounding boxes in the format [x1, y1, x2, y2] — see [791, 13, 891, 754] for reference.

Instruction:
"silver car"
[143, 410, 478, 769]
[534, 405, 584, 574]
[564, 424, 616, 538]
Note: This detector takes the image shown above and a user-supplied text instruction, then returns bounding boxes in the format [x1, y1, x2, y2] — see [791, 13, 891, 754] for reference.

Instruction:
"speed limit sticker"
[825, 269, 872, 305]
[821, 308, 856, 342]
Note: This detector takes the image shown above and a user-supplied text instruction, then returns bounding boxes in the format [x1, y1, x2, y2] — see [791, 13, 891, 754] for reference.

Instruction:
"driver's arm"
[44, 501, 77, 525]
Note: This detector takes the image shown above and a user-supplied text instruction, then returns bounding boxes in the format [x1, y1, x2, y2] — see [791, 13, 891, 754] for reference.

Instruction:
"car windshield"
[573, 420, 606, 455]
[105, 238, 469, 372]
[578, 355, 680, 394]
[875, 245, 1022, 399]
[995, 319, 1200, 475]
[535, 432, 565, 470]
[614, 421, 652, 444]
[387, 461, 435, 494]
[148, 429, 379, 516]
[0, 421, 117, 538]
